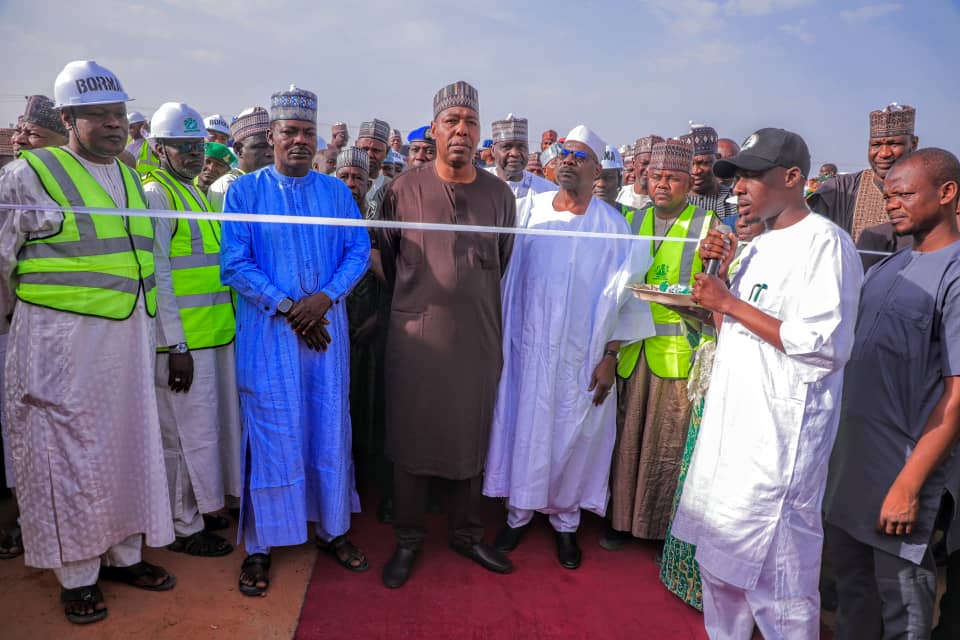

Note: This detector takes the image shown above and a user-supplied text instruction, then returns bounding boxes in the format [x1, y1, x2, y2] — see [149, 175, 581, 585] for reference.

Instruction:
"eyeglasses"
[559, 148, 590, 163]
[162, 140, 205, 154]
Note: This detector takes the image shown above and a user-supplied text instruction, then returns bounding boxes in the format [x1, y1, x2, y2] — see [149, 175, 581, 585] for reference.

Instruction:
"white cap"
[54, 60, 131, 109]
[148, 102, 205, 139]
[316, 135, 328, 150]
[601, 145, 624, 170]
[564, 125, 605, 162]
[127, 110, 146, 124]
[204, 114, 230, 136]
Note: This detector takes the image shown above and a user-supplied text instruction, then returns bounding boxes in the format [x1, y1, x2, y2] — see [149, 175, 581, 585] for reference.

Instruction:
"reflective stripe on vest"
[143, 168, 235, 350]
[16, 148, 157, 319]
[618, 204, 715, 379]
[136, 140, 160, 174]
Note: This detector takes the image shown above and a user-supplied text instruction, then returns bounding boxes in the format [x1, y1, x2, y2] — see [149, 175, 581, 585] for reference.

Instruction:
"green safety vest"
[16, 148, 156, 319]
[142, 168, 235, 350]
[618, 204, 714, 379]
[136, 140, 160, 174]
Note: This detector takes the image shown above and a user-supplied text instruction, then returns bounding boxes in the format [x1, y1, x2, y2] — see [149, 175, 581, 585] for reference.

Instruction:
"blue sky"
[1, 0, 958, 173]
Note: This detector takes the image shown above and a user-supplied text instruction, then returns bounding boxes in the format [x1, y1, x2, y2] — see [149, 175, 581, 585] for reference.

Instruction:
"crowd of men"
[0, 59, 957, 640]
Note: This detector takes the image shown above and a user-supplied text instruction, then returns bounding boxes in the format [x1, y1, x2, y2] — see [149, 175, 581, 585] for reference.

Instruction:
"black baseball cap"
[713, 128, 810, 179]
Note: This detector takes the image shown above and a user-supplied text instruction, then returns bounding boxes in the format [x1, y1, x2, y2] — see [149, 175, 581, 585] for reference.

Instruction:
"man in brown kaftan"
[378, 80, 516, 589]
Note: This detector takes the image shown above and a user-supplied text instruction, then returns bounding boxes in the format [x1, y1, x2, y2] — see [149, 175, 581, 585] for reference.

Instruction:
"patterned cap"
[336, 147, 370, 174]
[680, 123, 718, 156]
[433, 80, 479, 118]
[385, 149, 406, 166]
[634, 135, 664, 156]
[541, 129, 558, 141]
[269, 85, 317, 123]
[23, 95, 67, 136]
[491, 114, 528, 144]
[619, 144, 634, 160]
[358, 118, 390, 144]
[390, 128, 401, 139]
[332, 121, 348, 133]
[407, 125, 434, 145]
[230, 106, 270, 142]
[870, 103, 916, 138]
[649, 139, 694, 174]
[540, 142, 562, 166]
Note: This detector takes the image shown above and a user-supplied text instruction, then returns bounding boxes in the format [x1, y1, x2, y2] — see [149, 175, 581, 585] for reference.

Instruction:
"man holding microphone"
[670, 128, 863, 638]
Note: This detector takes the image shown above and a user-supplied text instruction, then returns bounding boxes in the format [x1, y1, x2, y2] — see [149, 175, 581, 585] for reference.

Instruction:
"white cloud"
[725, 0, 815, 16]
[646, 0, 725, 36]
[840, 3, 903, 22]
[780, 19, 816, 44]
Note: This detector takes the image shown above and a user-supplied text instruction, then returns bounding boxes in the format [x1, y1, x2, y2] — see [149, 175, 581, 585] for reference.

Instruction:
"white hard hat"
[601, 144, 624, 171]
[148, 102, 206, 139]
[53, 60, 131, 109]
[127, 110, 146, 124]
[204, 114, 231, 136]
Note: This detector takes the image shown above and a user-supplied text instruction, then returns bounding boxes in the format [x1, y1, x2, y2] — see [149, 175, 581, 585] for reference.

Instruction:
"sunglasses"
[162, 140, 205, 154]
[559, 148, 590, 163]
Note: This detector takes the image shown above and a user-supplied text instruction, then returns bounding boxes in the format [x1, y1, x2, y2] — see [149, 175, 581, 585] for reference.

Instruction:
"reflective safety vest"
[618, 204, 714, 379]
[135, 139, 160, 174]
[16, 148, 156, 319]
[142, 168, 235, 350]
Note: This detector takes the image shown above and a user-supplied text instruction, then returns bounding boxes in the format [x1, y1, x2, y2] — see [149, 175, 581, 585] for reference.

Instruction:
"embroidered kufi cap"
[491, 113, 528, 144]
[869, 103, 916, 138]
[433, 80, 479, 118]
[336, 147, 370, 174]
[649, 138, 695, 173]
[680, 123, 718, 156]
[23, 95, 67, 136]
[269, 85, 317, 124]
[634, 135, 664, 156]
[230, 106, 269, 142]
[358, 118, 390, 144]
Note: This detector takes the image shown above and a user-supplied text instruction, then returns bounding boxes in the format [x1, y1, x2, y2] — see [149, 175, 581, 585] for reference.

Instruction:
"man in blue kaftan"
[220, 85, 371, 596]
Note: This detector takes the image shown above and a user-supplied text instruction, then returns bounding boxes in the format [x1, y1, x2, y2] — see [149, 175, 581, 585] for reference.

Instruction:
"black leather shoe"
[494, 523, 530, 553]
[382, 546, 418, 588]
[555, 532, 581, 570]
[451, 541, 514, 574]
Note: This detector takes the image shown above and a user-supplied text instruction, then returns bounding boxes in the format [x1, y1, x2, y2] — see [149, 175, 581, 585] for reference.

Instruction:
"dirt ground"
[0, 497, 316, 640]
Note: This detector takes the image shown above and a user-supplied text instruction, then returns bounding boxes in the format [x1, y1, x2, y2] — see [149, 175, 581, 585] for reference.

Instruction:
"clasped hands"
[287, 292, 334, 352]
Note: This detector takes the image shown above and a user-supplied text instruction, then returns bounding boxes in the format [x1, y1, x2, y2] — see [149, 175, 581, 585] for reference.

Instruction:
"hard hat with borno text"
[54, 60, 131, 109]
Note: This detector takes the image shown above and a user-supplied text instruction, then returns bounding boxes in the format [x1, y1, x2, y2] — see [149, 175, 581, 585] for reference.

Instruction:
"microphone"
[704, 223, 733, 277]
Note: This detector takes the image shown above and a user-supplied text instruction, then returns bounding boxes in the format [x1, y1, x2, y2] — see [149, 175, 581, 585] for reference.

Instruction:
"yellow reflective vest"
[135, 139, 160, 174]
[16, 147, 156, 319]
[142, 168, 235, 350]
[618, 203, 715, 379]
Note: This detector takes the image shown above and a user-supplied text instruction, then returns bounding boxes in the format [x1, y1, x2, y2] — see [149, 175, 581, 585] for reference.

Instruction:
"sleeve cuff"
[258, 286, 289, 317]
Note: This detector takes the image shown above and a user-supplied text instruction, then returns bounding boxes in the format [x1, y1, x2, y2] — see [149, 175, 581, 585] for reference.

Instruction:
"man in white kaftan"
[0, 60, 174, 623]
[484, 126, 654, 569]
[143, 102, 241, 555]
[671, 128, 863, 638]
[484, 114, 555, 226]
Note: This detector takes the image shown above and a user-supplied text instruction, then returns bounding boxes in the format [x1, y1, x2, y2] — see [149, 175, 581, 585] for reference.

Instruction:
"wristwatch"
[169, 342, 189, 354]
[278, 297, 294, 314]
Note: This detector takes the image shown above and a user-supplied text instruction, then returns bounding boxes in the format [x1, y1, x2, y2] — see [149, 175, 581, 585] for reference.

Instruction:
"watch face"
[279, 298, 292, 313]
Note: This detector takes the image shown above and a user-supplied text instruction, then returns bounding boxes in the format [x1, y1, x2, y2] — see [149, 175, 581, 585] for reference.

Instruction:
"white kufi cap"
[564, 125, 605, 162]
